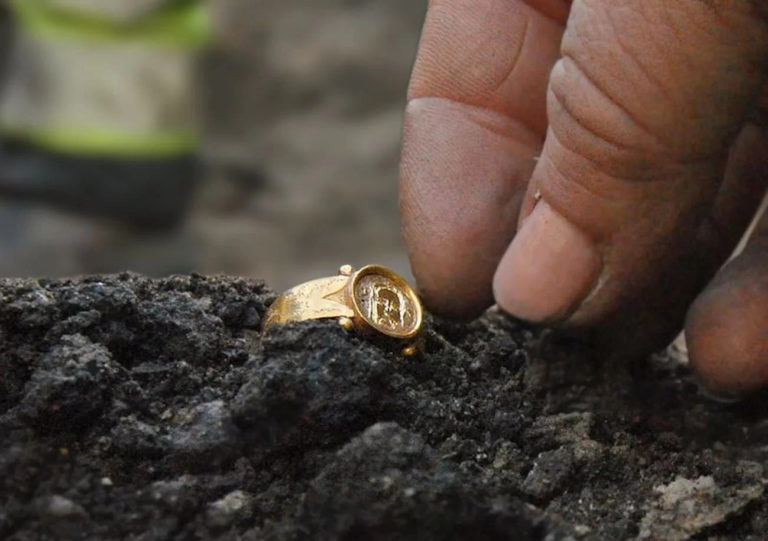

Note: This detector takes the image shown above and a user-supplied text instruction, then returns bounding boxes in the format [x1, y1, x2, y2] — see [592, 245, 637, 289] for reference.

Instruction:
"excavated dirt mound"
[1, 274, 767, 540]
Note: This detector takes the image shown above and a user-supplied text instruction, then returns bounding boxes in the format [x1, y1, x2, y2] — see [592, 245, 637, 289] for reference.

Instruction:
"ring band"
[263, 264, 423, 354]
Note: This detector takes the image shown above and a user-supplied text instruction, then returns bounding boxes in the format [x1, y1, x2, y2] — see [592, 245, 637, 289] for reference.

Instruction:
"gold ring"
[263, 264, 423, 355]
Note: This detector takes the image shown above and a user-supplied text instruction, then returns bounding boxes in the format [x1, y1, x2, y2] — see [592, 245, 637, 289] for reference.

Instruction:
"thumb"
[493, 0, 768, 324]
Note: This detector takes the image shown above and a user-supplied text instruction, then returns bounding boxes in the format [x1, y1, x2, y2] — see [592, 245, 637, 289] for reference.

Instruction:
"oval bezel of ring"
[347, 265, 423, 339]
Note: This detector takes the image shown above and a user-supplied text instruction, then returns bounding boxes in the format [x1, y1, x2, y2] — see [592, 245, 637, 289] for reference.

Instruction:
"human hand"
[399, 0, 768, 393]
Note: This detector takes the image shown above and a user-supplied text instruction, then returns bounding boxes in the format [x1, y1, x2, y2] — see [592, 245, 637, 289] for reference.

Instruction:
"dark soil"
[1, 273, 767, 540]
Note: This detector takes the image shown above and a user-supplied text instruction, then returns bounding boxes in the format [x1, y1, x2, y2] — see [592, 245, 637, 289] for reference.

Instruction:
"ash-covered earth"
[1, 273, 767, 540]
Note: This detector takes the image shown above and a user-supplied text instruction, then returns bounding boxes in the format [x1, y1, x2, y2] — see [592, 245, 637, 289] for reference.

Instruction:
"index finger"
[399, 0, 567, 318]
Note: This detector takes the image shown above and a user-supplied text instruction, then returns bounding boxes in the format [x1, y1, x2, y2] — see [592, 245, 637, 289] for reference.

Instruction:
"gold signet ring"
[263, 264, 423, 355]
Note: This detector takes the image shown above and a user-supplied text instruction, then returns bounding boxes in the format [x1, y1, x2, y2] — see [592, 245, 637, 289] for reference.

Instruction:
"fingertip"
[686, 254, 768, 394]
[493, 201, 603, 323]
[412, 268, 494, 320]
[400, 98, 539, 321]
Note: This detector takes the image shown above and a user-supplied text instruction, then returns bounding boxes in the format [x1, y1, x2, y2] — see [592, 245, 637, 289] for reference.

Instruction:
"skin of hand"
[399, 0, 768, 393]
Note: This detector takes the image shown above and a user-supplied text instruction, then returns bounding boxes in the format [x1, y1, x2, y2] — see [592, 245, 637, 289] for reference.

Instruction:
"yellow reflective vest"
[0, 0, 209, 157]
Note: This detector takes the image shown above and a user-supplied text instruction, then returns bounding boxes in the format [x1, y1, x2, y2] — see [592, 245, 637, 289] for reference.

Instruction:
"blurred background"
[0, 0, 426, 290]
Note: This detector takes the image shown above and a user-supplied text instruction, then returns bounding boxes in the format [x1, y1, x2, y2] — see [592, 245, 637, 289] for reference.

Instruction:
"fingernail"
[493, 202, 602, 323]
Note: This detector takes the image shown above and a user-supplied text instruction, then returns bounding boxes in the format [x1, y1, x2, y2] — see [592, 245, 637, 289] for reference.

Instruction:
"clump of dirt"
[1, 273, 766, 540]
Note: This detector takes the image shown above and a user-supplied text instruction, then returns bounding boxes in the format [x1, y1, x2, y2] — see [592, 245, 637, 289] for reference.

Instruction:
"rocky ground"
[1, 273, 767, 540]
